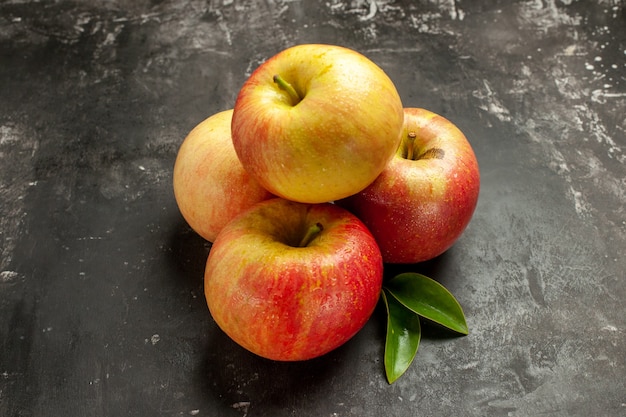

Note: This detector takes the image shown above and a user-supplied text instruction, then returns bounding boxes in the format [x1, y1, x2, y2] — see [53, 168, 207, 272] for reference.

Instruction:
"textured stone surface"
[1, 1, 624, 416]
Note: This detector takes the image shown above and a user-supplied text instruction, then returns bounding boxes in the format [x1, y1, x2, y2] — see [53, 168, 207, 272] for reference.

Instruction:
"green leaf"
[385, 272, 469, 335]
[382, 289, 421, 384]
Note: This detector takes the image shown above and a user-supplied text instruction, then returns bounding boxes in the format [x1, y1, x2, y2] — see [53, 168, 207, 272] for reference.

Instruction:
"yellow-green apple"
[204, 198, 383, 361]
[173, 110, 274, 242]
[339, 108, 480, 264]
[231, 44, 404, 204]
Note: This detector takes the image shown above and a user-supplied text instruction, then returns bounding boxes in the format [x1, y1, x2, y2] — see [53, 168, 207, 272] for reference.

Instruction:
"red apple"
[204, 198, 383, 361]
[339, 108, 480, 264]
[231, 44, 404, 204]
[173, 110, 274, 242]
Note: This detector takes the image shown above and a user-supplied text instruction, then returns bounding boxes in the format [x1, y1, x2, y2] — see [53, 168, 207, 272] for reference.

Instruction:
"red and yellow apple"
[339, 108, 480, 264]
[204, 198, 383, 361]
[231, 44, 404, 204]
[173, 110, 274, 242]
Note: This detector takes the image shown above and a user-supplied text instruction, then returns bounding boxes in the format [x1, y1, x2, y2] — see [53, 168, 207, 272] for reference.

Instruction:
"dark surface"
[1, 1, 625, 416]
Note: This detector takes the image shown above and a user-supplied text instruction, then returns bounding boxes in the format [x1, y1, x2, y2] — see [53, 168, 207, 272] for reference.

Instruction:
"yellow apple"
[173, 110, 274, 242]
[231, 44, 404, 204]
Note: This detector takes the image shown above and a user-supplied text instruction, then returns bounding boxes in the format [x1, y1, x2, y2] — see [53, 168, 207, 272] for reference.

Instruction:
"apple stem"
[273, 74, 301, 104]
[298, 222, 324, 247]
[405, 132, 417, 160]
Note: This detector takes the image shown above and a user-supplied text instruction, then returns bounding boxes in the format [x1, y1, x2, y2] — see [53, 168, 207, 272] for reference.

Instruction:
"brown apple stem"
[273, 74, 301, 103]
[298, 222, 324, 247]
[405, 132, 417, 160]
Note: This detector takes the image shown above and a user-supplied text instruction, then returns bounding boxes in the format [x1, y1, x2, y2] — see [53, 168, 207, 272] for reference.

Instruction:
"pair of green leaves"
[381, 272, 469, 384]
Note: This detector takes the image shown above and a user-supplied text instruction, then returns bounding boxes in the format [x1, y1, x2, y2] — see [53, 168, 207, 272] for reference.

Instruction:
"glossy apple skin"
[173, 110, 274, 242]
[231, 44, 404, 204]
[204, 198, 383, 361]
[339, 108, 480, 264]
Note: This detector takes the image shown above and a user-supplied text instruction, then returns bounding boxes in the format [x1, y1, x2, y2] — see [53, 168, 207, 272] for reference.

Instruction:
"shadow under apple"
[166, 216, 212, 289]
[382, 248, 453, 283]
[165, 217, 387, 409]
[194, 312, 386, 413]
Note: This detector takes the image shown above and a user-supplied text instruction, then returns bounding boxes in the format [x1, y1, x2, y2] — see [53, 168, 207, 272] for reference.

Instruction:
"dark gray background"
[1, 1, 624, 416]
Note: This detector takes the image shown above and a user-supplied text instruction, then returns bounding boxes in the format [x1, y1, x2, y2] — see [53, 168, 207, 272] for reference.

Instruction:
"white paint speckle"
[0, 124, 35, 271]
[473, 80, 511, 122]
[231, 401, 250, 416]
[562, 44, 577, 56]
[0, 270, 19, 282]
[150, 334, 160, 345]
[569, 186, 591, 217]
[459, 360, 480, 370]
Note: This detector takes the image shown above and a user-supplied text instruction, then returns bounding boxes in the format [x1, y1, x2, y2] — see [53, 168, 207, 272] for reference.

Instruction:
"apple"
[231, 44, 404, 204]
[173, 109, 274, 242]
[204, 198, 383, 361]
[339, 108, 480, 264]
